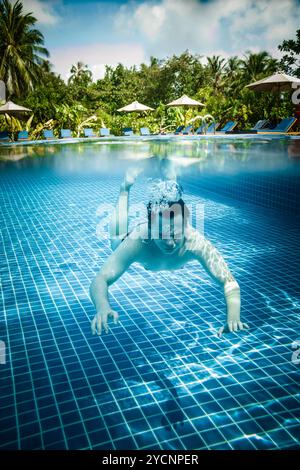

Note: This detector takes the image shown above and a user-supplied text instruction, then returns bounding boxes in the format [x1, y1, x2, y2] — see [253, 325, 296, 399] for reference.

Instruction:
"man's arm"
[189, 230, 248, 336]
[90, 236, 141, 335]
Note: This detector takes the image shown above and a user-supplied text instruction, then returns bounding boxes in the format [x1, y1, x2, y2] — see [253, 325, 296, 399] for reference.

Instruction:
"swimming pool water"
[0, 138, 299, 450]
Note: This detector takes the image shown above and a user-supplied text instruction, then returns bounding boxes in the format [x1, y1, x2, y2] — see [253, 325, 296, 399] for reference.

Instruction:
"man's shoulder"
[128, 222, 148, 241]
[119, 224, 149, 257]
[184, 227, 206, 253]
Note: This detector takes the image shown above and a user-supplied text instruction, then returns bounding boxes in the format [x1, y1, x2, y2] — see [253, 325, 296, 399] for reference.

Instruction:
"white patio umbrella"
[117, 100, 154, 112]
[246, 72, 300, 122]
[246, 72, 300, 92]
[166, 94, 204, 128]
[166, 94, 204, 107]
[0, 100, 32, 115]
[0, 101, 32, 140]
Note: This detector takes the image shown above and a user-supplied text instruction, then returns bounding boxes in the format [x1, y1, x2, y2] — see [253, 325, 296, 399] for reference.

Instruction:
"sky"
[22, 0, 300, 81]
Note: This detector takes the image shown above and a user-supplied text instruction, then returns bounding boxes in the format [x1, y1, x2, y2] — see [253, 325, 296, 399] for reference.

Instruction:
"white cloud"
[114, 0, 300, 59]
[51, 42, 146, 81]
[89, 64, 107, 81]
[22, 0, 60, 26]
[133, 3, 166, 40]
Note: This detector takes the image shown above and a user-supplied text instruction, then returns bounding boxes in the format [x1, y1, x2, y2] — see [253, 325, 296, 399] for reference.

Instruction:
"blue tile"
[0, 140, 300, 451]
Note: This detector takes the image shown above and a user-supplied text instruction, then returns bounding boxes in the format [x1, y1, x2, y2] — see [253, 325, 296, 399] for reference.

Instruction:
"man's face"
[152, 212, 185, 255]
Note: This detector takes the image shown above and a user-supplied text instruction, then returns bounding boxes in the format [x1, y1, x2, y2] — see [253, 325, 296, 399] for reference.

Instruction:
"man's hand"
[217, 320, 249, 337]
[123, 167, 142, 191]
[91, 309, 119, 335]
[217, 280, 248, 337]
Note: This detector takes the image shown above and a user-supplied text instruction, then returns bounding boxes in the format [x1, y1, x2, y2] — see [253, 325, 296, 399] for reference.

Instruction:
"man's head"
[147, 197, 190, 254]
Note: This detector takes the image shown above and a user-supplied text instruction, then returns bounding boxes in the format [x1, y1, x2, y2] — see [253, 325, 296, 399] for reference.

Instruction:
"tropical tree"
[5, 112, 34, 134]
[67, 62, 98, 104]
[54, 103, 98, 137]
[206, 55, 226, 94]
[0, 0, 49, 97]
[162, 51, 206, 100]
[241, 51, 278, 82]
[225, 56, 242, 84]
[23, 69, 69, 124]
[94, 63, 141, 113]
[278, 29, 300, 77]
[68, 61, 92, 85]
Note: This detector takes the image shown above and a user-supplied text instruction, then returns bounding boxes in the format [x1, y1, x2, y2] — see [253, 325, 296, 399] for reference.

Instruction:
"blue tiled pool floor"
[0, 170, 299, 450]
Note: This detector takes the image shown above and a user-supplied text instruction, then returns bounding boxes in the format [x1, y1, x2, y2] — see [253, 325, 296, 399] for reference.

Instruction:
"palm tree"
[225, 56, 242, 77]
[224, 56, 243, 92]
[68, 61, 92, 85]
[0, 0, 49, 98]
[206, 55, 226, 94]
[206, 55, 226, 76]
[241, 51, 278, 82]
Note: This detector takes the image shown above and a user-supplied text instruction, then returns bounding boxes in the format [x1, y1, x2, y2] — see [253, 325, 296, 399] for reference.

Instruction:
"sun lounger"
[174, 125, 185, 135]
[226, 119, 271, 134]
[140, 127, 151, 136]
[195, 124, 206, 134]
[0, 131, 10, 141]
[84, 128, 97, 138]
[205, 122, 220, 133]
[43, 130, 55, 139]
[217, 121, 237, 133]
[182, 125, 193, 135]
[257, 117, 297, 134]
[100, 128, 110, 137]
[60, 129, 72, 138]
[123, 128, 134, 136]
[252, 119, 270, 130]
[17, 131, 29, 141]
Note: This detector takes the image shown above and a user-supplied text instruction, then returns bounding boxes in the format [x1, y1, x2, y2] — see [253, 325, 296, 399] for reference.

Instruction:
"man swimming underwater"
[90, 169, 248, 337]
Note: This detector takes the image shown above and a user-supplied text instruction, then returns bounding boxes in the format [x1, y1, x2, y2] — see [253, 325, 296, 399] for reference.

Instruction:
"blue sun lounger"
[226, 119, 271, 134]
[140, 127, 151, 136]
[252, 119, 270, 130]
[100, 128, 110, 137]
[195, 123, 206, 134]
[218, 121, 237, 133]
[182, 125, 193, 135]
[174, 125, 185, 135]
[60, 129, 72, 138]
[205, 122, 220, 133]
[43, 129, 55, 139]
[258, 117, 297, 134]
[123, 128, 134, 136]
[0, 131, 10, 141]
[17, 131, 29, 141]
[84, 128, 97, 138]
